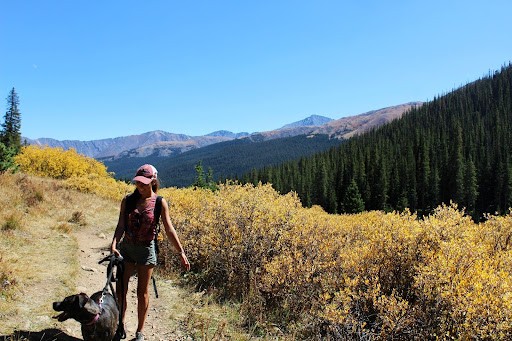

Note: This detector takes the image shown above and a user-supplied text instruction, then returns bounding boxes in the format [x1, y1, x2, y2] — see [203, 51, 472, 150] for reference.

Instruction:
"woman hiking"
[111, 164, 190, 341]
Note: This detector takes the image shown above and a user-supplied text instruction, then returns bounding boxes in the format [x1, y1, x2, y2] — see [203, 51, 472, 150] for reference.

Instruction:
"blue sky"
[1, 1, 511, 141]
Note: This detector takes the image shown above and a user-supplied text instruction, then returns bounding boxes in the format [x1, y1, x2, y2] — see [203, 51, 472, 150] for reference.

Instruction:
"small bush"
[24, 190, 44, 207]
[68, 211, 86, 226]
[54, 222, 73, 234]
[17, 174, 45, 207]
[1, 214, 22, 231]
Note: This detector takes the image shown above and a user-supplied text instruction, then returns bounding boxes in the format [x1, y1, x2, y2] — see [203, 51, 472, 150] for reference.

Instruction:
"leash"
[152, 276, 159, 298]
[98, 254, 126, 340]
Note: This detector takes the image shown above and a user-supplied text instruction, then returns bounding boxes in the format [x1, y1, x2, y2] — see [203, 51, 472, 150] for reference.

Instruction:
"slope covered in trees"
[105, 134, 344, 187]
[242, 63, 512, 218]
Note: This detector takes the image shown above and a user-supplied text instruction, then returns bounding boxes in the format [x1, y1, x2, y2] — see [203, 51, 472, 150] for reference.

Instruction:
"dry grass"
[0, 173, 117, 334]
[0, 173, 265, 340]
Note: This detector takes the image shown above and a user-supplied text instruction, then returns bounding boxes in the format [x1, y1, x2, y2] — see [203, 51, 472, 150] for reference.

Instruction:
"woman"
[111, 164, 190, 341]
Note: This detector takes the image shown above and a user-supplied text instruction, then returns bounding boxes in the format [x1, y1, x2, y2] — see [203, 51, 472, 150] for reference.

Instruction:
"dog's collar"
[84, 300, 102, 326]
[84, 313, 101, 325]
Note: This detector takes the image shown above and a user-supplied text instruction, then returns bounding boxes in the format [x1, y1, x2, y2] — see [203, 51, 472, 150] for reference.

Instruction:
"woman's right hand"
[111, 243, 121, 258]
[112, 248, 121, 257]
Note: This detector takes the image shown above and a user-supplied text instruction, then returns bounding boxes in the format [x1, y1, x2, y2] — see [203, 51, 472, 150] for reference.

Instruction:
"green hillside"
[104, 134, 344, 187]
[243, 63, 512, 219]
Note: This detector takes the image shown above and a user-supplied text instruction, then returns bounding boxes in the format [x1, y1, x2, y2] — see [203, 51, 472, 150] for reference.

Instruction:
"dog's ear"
[79, 293, 101, 315]
[77, 293, 90, 308]
[83, 300, 101, 315]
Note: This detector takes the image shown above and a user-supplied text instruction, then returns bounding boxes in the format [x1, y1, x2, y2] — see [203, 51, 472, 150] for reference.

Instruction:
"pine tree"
[343, 179, 365, 213]
[0, 142, 18, 172]
[463, 157, 478, 213]
[206, 166, 218, 191]
[1, 88, 22, 153]
[193, 161, 206, 188]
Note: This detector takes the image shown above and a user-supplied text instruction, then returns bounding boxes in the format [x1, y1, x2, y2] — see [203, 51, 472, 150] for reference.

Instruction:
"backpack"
[124, 194, 163, 254]
[124, 194, 164, 298]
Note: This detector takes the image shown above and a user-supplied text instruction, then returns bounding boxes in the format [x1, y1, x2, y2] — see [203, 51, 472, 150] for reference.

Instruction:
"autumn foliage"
[13, 146, 512, 339]
[162, 185, 512, 340]
[15, 145, 132, 200]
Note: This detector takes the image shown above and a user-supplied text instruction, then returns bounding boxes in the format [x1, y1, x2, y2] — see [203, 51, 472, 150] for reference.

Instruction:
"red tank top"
[125, 195, 157, 242]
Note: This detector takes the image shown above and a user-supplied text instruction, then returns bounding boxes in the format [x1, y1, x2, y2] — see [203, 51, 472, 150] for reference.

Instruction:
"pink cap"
[133, 164, 158, 184]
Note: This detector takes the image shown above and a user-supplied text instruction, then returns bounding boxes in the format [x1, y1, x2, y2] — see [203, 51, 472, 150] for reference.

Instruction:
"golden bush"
[15, 145, 132, 201]
[65, 173, 132, 201]
[159, 185, 512, 340]
[15, 145, 109, 179]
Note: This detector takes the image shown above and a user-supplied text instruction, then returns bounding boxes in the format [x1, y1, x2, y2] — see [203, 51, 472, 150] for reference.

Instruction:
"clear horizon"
[1, 1, 511, 140]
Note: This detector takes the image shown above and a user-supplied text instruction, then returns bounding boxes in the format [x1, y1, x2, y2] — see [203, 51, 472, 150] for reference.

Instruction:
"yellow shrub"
[162, 183, 302, 301]
[159, 187, 512, 340]
[414, 205, 512, 339]
[15, 145, 133, 201]
[65, 174, 133, 201]
[15, 145, 109, 179]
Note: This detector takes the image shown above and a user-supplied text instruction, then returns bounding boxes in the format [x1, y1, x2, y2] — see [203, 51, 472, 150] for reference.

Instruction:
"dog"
[53, 291, 119, 341]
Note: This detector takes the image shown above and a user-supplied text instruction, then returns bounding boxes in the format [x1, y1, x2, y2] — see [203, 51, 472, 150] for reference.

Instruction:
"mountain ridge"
[25, 102, 422, 161]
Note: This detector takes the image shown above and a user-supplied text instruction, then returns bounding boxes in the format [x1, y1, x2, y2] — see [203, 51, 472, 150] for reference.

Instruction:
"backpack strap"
[153, 196, 163, 255]
[123, 193, 136, 233]
[154, 195, 163, 226]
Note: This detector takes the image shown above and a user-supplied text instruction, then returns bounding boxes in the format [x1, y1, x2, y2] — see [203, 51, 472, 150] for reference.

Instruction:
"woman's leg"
[118, 261, 136, 324]
[135, 264, 154, 333]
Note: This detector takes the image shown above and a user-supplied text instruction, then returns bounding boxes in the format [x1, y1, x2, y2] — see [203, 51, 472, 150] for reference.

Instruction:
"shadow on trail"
[1, 328, 82, 341]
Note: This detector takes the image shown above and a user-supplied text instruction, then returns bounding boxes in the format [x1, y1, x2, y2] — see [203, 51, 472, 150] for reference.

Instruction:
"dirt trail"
[59, 227, 193, 341]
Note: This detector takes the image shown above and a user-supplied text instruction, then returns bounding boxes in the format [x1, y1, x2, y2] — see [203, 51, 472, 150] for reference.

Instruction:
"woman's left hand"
[180, 253, 191, 271]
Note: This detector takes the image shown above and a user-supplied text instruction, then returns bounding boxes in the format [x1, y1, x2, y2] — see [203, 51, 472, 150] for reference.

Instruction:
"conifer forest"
[242, 64, 512, 219]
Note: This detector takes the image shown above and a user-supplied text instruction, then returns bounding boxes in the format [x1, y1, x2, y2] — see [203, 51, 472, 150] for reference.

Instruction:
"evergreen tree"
[192, 161, 219, 191]
[1, 88, 22, 153]
[0, 142, 18, 173]
[206, 166, 218, 191]
[193, 161, 206, 188]
[343, 179, 365, 213]
[463, 157, 478, 214]
[448, 123, 465, 205]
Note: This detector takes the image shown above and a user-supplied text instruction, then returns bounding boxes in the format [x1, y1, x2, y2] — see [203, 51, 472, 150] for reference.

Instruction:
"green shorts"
[119, 240, 157, 266]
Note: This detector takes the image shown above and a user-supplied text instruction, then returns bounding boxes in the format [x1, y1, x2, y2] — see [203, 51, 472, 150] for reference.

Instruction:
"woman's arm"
[111, 196, 127, 256]
[161, 197, 191, 271]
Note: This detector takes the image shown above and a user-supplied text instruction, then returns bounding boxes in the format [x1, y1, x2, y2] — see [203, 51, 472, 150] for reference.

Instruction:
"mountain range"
[25, 102, 422, 186]
[26, 102, 421, 160]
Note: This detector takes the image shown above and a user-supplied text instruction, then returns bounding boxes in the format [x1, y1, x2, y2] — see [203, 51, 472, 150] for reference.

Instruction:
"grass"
[0, 173, 269, 340]
[0, 173, 83, 333]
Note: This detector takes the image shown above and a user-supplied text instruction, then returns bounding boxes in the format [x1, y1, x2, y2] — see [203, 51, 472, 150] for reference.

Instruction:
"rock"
[81, 265, 98, 272]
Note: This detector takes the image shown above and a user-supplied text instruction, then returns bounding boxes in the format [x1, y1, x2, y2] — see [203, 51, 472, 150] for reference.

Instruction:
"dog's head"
[52, 292, 101, 323]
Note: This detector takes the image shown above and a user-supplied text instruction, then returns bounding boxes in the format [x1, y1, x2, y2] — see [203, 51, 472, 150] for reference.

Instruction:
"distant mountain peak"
[281, 115, 333, 129]
[206, 130, 250, 139]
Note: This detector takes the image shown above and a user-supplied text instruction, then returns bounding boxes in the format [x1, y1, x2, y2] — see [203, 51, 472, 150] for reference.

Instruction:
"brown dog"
[53, 291, 119, 341]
